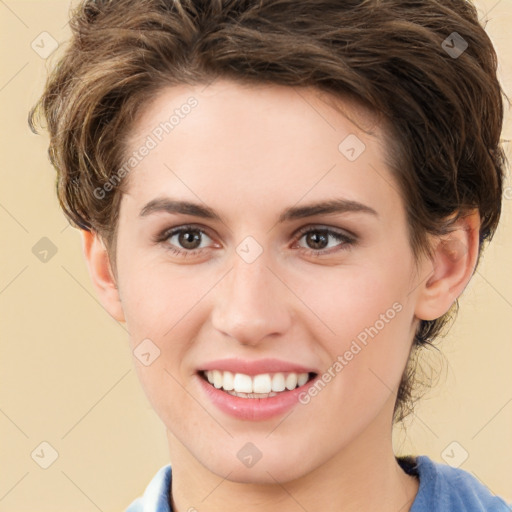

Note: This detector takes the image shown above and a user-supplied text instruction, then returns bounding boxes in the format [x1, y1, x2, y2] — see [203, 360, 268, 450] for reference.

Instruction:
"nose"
[210, 253, 292, 346]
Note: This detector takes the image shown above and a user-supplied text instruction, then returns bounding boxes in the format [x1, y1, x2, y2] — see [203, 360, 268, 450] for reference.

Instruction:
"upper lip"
[198, 358, 318, 376]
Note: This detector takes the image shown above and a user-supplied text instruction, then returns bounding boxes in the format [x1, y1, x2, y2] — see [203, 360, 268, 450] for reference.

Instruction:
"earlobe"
[414, 211, 480, 321]
[81, 230, 125, 322]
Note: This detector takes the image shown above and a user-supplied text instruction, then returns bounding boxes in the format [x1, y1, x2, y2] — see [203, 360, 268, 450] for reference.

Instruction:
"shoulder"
[125, 464, 173, 512]
[405, 455, 511, 512]
[125, 459, 511, 512]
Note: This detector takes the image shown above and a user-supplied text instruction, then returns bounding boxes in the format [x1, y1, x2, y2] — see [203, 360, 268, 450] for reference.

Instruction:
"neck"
[167, 402, 418, 512]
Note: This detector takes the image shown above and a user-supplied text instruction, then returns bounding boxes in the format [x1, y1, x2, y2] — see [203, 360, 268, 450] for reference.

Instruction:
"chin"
[197, 446, 316, 485]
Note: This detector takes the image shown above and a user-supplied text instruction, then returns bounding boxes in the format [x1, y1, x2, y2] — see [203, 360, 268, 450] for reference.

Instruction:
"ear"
[81, 230, 125, 322]
[414, 211, 480, 321]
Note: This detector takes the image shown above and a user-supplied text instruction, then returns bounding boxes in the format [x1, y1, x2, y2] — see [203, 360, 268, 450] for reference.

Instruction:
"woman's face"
[112, 79, 427, 483]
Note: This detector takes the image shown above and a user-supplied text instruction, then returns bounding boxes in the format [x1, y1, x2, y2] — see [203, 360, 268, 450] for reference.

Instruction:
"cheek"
[117, 261, 217, 412]
[118, 258, 214, 344]
[296, 258, 414, 400]
[297, 260, 412, 347]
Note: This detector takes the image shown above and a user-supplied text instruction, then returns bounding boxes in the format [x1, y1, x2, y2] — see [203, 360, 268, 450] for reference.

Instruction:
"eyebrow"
[139, 197, 378, 223]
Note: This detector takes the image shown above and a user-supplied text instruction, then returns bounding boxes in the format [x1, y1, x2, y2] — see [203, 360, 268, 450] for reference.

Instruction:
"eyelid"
[155, 222, 357, 257]
[290, 224, 357, 257]
[154, 224, 218, 258]
[155, 223, 216, 243]
[293, 223, 357, 241]
[156, 223, 356, 243]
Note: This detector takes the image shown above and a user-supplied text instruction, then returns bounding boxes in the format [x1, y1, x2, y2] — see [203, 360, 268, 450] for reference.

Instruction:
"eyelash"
[155, 224, 356, 258]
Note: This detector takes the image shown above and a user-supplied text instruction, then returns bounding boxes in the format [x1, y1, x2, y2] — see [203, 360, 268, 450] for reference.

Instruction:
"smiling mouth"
[199, 370, 317, 398]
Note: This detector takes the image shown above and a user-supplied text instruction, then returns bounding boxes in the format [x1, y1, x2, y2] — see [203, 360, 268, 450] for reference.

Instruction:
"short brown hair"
[29, 0, 507, 422]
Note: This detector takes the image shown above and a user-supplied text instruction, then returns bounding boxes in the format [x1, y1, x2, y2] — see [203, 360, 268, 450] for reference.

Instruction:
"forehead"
[122, 79, 401, 223]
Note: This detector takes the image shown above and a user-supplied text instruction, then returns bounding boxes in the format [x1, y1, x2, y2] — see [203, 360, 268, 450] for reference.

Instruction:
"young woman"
[30, 0, 510, 510]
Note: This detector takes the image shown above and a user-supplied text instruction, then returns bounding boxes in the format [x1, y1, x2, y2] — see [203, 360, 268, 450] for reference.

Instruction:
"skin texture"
[82, 79, 480, 512]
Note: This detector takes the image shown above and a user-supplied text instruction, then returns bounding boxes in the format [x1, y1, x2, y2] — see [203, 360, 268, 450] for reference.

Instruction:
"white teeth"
[271, 373, 286, 392]
[213, 370, 223, 389]
[234, 373, 253, 393]
[203, 370, 311, 395]
[285, 373, 298, 390]
[253, 374, 272, 394]
[297, 373, 309, 386]
[222, 371, 234, 391]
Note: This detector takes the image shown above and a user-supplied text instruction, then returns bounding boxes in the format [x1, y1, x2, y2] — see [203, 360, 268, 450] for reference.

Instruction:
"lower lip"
[197, 373, 318, 421]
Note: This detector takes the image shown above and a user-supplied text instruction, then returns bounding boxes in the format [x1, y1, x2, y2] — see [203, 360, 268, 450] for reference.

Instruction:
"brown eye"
[295, 226, 355, 255]
[304, 230, 330, 250]
[157, 225, 215, 256]
[175, 229, 203, 250]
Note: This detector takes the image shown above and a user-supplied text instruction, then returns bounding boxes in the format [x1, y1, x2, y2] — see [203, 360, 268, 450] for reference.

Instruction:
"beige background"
[0, 1, 510, 510]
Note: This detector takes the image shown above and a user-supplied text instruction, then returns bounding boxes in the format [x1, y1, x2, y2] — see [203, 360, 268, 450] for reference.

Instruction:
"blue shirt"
[126, 455, 511, 511]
